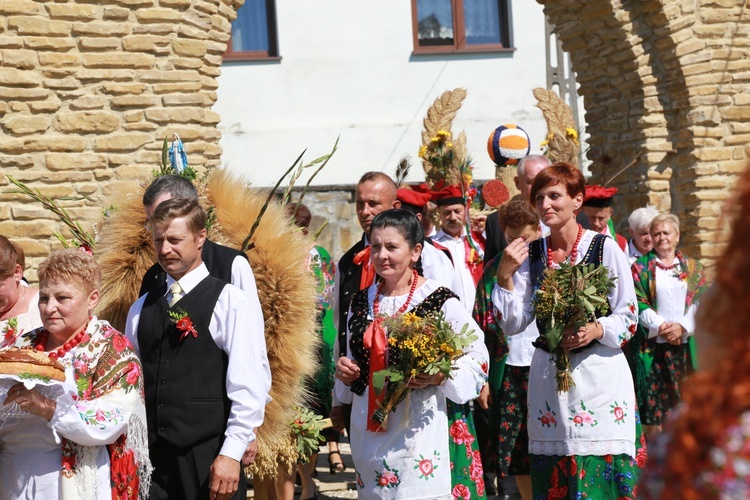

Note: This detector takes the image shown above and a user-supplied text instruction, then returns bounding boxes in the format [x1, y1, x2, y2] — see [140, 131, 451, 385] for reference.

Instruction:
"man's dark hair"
[143, 175, 199, 206]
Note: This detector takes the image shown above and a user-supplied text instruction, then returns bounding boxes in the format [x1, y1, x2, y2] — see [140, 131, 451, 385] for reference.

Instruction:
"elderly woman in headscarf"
[1, 248, 151, 500]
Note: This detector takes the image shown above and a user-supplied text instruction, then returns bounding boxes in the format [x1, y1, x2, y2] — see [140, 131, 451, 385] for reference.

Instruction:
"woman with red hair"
[493, 163, 641, 499]
[640, 162, 750, 498]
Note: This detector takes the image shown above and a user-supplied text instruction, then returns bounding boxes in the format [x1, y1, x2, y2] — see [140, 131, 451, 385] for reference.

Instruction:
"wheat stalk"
[533, 88, 574, 136]
[421, 88, 467, 147]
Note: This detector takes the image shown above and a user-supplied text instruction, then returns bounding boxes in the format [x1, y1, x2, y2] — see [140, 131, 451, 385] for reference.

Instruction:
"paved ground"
[247, 441, 522, 499]
[247, 442, 357, 499]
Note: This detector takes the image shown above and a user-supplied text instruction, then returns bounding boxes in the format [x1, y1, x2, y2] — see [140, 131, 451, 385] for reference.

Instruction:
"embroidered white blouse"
[335, 280, 488, 499]
[491, 231, 639, 458]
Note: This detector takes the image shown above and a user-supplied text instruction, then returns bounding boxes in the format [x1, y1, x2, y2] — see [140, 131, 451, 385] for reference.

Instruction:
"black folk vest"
[139, 239, 247, 297]
[137, 275, 229, 449]
[529, 233, 609, 354]
[336, 238, 366, 357]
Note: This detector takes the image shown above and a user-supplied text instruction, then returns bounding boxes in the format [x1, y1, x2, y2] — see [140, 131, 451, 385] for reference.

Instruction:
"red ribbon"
[353, 246, 376, 291]
[463, 234, 484, 286]
[363, 316, 387, 432]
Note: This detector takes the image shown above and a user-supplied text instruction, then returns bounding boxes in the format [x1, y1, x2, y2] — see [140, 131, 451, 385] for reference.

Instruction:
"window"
[412, 0, 512, 54]
[224, 0, 279, 61]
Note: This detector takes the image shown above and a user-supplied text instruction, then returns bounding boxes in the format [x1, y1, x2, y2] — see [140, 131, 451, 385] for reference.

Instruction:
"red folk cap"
[583, 185, 618, 207]
[432, 184, 465, 206]
[397, 187, 432, 208]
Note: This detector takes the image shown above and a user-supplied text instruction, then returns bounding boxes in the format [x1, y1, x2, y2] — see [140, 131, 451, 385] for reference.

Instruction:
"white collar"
[165, 263, 209, 296]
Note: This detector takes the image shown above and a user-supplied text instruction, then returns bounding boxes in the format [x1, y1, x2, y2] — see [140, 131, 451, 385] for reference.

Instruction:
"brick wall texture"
[539, 0, 750, 263]
[0, 0, 244, 280]
[0, 0, 748, 276]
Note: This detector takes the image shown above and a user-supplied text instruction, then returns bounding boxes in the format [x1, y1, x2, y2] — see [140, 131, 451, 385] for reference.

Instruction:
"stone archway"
[539, 0, 749, 262]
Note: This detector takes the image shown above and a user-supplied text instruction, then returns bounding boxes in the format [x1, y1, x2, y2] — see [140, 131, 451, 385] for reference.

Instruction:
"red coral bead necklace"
[34, 318, 90, 360]
[547, 224, 584, 268]
[654, 260, 678, 271]
[373, 269, 419, 317]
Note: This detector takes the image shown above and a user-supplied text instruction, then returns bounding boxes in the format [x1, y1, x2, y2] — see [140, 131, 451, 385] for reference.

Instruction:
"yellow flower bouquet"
[371, 311, 477, 428]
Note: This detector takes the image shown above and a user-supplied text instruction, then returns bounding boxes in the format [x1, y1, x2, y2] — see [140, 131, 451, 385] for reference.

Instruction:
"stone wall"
[0, 0, 243, 280]
[538, 0, 750, 262]
[290, 186, 360, 261]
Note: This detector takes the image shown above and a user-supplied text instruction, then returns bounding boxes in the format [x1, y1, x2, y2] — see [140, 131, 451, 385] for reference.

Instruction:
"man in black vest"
[125, 198, 271, 500]
[140, 175, 264, 467]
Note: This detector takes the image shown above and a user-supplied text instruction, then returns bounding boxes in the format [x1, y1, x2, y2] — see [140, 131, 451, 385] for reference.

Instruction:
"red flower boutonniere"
[677, 271, 687, 281]
[168, 308, 198, 341]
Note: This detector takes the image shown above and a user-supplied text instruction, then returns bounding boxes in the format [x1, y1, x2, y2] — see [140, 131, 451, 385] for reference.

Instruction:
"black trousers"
[149, 436, 247, 500]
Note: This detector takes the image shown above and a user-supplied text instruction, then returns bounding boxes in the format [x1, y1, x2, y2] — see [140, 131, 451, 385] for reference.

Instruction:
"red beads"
[32, 319, 89, 359]
[547, 224, 584, 268]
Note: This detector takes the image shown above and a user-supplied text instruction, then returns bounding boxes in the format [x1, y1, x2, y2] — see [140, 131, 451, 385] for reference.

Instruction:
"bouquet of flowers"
[533, 262, 616, 392]
[371, 311, 477, 429]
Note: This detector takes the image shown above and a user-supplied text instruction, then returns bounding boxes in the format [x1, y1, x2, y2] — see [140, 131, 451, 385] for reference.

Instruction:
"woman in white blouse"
[628, 213, 708, 436]
[335, 209, 488, 499]
[493, 163, 641, 499]
[1, 249, 151, 500]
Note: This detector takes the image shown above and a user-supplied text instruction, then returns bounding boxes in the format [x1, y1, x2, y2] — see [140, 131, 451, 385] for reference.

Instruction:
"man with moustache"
[125, 198, 270, 500]
[432, 185, 484, 312]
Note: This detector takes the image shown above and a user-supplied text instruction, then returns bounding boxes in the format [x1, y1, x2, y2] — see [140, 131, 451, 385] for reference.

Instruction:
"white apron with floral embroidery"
[492, 231, 639, 458]
[337, 281, 488, 500]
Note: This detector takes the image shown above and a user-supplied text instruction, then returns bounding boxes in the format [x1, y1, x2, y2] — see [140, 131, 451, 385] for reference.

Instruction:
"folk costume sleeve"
[631, 254, 665, 339]
[50, 321, 146, 448]
[490, 258, 535, 336]
[438, 297, 489, 404]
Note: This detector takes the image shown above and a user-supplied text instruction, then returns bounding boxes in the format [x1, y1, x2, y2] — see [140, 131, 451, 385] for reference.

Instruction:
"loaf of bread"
[0, 347, 65, 382]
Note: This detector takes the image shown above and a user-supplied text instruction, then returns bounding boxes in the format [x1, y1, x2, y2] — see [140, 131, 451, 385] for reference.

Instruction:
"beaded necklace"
[373, 269, 419, 318]
[34, 318, 90, 360]
[547, 224, 584, 268]
[654, 260, 678, 271]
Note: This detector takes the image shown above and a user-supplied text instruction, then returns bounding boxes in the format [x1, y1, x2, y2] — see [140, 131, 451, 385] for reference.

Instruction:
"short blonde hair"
[38, 249, 101, 293]
[649, 213, 680, 236]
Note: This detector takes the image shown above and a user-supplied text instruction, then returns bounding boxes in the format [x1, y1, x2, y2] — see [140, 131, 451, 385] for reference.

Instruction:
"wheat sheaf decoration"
[419, 88, 469, 188]
[533, 87, 580, 167]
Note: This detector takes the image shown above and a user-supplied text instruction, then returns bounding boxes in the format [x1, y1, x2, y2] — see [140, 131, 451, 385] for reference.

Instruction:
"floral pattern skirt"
[488, 365, 530, 477]
[640, 343, 691, 426]
[530, 453, 640, 499]
[529, 419, 647, 500]
[447, 401, 486, 499]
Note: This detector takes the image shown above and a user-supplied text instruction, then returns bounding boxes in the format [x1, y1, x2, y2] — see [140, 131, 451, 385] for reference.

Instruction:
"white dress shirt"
[433, 228, 482, 312]
[627, 239, 644, 266]
[125, 263, 272, 462]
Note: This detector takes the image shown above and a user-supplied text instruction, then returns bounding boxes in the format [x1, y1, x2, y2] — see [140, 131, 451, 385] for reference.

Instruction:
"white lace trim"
[529, 439, 635, 458]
